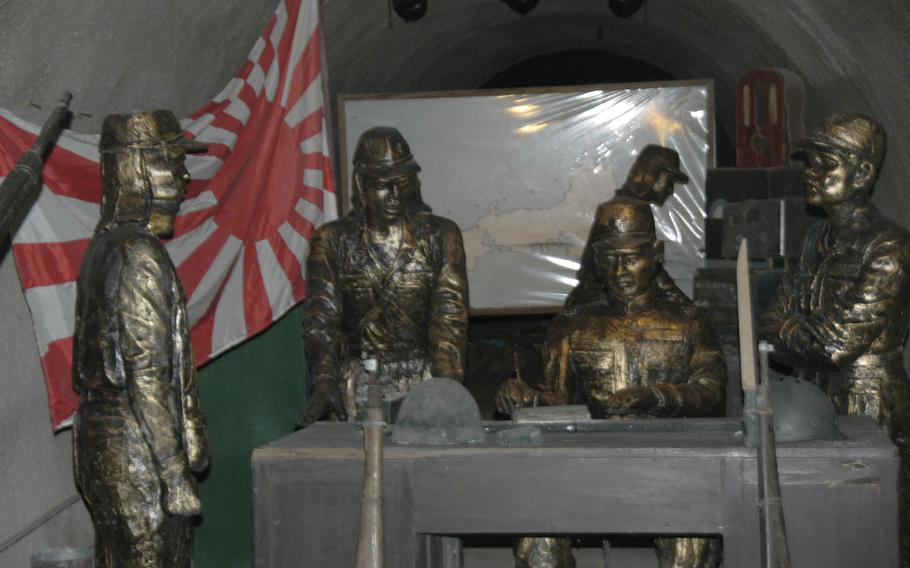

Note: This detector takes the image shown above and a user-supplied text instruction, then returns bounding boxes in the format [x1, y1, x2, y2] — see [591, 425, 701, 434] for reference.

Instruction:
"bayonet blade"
[737, 239, 758, 392]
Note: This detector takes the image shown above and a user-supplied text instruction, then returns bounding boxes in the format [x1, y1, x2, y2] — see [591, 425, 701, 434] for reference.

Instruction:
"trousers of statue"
[514, 536, 722, 568]
[73, 398, 191, 568]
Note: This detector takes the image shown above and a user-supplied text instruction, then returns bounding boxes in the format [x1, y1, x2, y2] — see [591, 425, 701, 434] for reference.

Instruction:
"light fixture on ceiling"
[501, 0, 539, 15]
[608, 0, 644, 18]
[392, 0, 428, 22]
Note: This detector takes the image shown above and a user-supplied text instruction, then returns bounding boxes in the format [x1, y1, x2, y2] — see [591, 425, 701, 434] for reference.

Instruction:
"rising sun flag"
[0, 0, 336, 430]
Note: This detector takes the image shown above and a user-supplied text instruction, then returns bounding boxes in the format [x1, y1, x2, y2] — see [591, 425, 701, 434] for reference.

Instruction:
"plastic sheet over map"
[341, 82, 714, 311]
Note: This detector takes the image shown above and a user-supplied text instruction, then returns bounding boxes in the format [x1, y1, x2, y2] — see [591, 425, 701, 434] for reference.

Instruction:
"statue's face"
[594, 241, 660, 300]
[804, 148, 871, 207]
[146, 146, 190, 238]
[361, 172, 415, 224]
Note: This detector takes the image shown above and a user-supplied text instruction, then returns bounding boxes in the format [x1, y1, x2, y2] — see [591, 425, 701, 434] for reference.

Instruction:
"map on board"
[342, 83, 713, 311]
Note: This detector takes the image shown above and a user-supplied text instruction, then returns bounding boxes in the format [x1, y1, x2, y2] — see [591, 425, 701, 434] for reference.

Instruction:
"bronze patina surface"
[566, 144, 691, 311]
[72, 111, 209, 568]
[497, 196, 725, 568]
[296, 126, 468, 427]
[759, 112, 910, 565]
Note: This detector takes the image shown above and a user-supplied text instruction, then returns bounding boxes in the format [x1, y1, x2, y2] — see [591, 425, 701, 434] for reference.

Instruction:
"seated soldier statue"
[296, 127, 469, 427]
[566, 144, 691, 311]
[496, 195, 725, 568]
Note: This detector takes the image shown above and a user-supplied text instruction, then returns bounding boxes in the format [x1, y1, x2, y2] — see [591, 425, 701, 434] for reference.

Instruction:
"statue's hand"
[781, 316, 822, 356]
[603, 387, 659, 416]
[295, 380, 347, 429]
[184, 421, 210, 473]
[495, 378, 537, 416]
[162, 469, 202, 516]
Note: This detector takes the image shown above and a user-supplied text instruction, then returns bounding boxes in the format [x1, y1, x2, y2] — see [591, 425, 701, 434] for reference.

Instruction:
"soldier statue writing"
[759, 112, 910, 565]
[497, 195, 725, 568]
[296, 126, 469, 427]
[72, 111, 209, 568]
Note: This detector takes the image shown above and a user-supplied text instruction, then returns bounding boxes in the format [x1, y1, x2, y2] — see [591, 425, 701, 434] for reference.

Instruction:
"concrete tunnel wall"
[0, 0, 908, 564]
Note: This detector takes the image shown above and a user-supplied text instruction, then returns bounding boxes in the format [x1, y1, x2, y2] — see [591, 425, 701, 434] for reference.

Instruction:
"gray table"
[252, 416, 898, 567]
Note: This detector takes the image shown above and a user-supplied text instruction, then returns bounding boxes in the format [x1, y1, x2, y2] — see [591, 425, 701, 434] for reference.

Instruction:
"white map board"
[340, 82, 714, 313]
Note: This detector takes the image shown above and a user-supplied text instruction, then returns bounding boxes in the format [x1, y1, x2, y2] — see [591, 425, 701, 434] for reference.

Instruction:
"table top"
[254, 415, 895, 462]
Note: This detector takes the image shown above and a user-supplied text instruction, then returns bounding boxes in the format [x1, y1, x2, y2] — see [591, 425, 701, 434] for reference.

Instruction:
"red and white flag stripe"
[0, 0, 336, 430]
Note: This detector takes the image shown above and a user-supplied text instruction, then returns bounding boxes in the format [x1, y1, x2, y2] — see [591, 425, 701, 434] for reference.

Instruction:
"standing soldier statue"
[296, 126, 468, 427]
[759, 112, 910, 565]
[72, 111, 209, 568]
[497, 196, 725, 568]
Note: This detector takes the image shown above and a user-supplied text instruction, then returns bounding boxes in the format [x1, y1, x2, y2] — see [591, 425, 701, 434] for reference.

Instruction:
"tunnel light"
[501, 0, 539, 15]
[392, 0, 427, 22]
[608, 0, 644, 18]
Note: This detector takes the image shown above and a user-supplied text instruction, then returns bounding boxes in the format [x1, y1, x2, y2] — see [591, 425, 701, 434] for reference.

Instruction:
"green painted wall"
[192, 306, 308, 568]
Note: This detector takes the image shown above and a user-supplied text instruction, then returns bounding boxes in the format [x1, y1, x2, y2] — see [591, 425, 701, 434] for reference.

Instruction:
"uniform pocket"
[640, 332, 686, 384]
[571, 349, 617, 400]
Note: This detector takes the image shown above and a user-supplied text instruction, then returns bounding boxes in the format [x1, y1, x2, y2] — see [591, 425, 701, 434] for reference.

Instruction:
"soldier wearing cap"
[296, 126, 468, 427]
[497, 196, 725, 568]
[566, 144, 691, 310]
[759, 112, 910, 564]
[72, 110, 209, 567]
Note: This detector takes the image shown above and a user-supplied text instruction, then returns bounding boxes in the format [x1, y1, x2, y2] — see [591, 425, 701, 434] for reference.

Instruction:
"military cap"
[589, 195, 656, 250]
[100, 110, 208, 154]
[633, 144, 689, 185]
[352, 126, 421, 176]
[791, 112, 886, 169]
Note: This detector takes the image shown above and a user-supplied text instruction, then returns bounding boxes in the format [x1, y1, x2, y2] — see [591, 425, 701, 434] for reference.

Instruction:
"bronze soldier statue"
[72, 111, 209, 568]
[566, 144, 690, 310]
[759, 112, 910, 565]
[296, 127, 468, 427]
[497, 196, 725, 568]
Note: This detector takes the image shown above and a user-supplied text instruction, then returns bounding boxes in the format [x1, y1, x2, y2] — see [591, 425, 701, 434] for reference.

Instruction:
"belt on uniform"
[79, 388, 130, 407]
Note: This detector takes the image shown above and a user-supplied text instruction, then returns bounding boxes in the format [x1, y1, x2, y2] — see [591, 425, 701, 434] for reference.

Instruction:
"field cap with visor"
[630, 144, 689, 185]
[590, 195, 657, 253]
[791, 112, 886, 171]
[100, 110, 208, 154]
[353, 126, 421, 177]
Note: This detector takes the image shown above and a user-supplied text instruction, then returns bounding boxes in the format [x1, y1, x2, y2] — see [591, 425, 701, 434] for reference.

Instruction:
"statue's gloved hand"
[295, 380, 347, 429]
[495, 378, 538, 416]
[603, 386, 659, 416]
[781, 316, 822, 356]
[161, 462, 202, 516]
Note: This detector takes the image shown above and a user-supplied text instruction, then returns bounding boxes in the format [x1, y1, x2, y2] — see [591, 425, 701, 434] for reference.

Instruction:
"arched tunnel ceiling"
[0, 0, 907, 208]
[322, 0, 910, 211]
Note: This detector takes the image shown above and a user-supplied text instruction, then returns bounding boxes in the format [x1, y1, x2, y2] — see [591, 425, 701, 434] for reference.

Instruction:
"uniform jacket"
[303, 211, 469, 388]
[73, 223, 207, 479]
[544, 284, 726, 418]
[760, 212, 910, 422]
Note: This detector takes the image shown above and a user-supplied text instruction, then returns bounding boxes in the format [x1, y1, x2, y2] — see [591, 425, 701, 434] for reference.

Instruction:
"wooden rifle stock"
[355, 360, 384, 568]
[757, 343, 790, 568]
[737, 240, 790, 568]
[0, 91, 72, 259]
